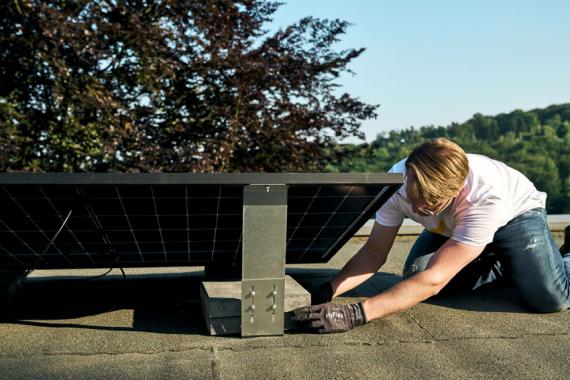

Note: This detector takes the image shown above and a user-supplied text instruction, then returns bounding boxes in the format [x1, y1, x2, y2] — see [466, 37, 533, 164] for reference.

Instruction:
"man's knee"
[529, 298, 570, 313]
[403, 252, 436, 279]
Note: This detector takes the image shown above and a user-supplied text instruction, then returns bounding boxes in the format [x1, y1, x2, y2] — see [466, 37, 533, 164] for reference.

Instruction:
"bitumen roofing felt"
[0, 231, 568, 379]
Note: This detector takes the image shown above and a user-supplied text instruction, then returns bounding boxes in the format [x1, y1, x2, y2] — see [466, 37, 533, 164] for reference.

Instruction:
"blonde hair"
[405, 138, 468, 207]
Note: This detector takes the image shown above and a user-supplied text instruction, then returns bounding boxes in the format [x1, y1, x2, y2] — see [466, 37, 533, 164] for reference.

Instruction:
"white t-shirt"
[375, 154, 547, 246]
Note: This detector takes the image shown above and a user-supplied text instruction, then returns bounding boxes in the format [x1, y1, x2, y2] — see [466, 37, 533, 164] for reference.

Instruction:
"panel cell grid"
[0, 175, 401, 269]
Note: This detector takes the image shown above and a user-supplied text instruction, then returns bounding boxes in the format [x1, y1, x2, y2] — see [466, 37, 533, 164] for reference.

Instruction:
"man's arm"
[329, 222, 400, 298]
[362, 238, 485, 321]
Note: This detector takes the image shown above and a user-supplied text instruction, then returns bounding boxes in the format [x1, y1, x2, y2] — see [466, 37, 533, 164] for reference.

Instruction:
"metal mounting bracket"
[241, 184, 288, 337]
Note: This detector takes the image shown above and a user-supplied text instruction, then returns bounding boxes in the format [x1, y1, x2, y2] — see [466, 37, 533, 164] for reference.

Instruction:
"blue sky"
[271, 0, 570, 142]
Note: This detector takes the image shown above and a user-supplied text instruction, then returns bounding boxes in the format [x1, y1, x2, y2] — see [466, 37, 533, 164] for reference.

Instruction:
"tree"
[328, 103, 570, 213]
[0, 0, 377, 172]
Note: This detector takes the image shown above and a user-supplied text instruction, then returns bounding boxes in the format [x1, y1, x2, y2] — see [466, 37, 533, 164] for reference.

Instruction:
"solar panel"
[0, 173, 402, 270]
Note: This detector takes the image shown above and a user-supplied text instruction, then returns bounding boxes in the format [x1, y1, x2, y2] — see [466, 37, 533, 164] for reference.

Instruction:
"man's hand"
[310, 282, 333, 305]
[291, 302, 368, 334]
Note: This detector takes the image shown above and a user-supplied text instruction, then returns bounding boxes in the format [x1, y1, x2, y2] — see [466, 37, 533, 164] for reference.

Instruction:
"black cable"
[77, 268, 113, 281]
[76, 267, 127, 281]
[119, 267, 126, 281]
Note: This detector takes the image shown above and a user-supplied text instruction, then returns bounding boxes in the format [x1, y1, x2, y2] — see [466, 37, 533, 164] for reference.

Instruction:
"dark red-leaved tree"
[0, 0, 377, 172]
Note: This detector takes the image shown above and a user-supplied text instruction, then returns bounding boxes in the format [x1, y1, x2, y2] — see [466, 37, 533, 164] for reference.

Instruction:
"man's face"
[405, 169, 453, 217]
[411, 197, 453, 217]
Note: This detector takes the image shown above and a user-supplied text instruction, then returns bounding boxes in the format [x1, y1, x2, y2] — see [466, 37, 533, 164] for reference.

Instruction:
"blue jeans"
[403, 208, 570, 312]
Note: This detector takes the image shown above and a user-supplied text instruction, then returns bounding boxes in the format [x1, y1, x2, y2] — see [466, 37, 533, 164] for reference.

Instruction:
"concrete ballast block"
[200, 275, 310, 336]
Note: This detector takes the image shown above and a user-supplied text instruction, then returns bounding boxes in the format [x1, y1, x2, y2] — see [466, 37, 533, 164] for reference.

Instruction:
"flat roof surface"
[356, 215, 570, 235]
[0, 231, 568, 378]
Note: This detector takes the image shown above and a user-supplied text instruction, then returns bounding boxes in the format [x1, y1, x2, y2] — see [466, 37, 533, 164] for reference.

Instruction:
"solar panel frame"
[0, 173, 403, 270]
[0, 172, 400, 185]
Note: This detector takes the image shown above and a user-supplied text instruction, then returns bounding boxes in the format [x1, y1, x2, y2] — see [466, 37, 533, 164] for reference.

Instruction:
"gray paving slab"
[0, 232, 568, 378]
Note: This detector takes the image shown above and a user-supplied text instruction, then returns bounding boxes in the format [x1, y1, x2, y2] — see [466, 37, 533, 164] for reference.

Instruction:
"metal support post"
[241, 184, 288, 337]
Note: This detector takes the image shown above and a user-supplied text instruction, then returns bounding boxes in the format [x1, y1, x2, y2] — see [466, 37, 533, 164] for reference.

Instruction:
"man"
[293, 138, 570, 334]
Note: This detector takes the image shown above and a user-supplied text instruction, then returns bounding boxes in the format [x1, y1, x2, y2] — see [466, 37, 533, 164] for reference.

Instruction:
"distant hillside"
[326, 103, 570, 213]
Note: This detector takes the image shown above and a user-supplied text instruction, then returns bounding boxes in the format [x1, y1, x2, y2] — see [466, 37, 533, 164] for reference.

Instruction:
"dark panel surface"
[0, 174, 402, 269]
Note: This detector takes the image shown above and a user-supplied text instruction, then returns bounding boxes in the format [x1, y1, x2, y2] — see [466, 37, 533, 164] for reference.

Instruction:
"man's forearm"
[330, 245, 388, 297]
[362, 237, 484, 321]
[362, 270, 442, 320]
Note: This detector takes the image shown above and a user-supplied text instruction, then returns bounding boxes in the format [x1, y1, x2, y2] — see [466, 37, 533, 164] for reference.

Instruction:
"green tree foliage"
[0, 0, 376, 172]
[329, 104, 570, 213]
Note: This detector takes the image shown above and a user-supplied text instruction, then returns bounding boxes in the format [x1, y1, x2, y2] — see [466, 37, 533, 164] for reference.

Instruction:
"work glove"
[310, 282, 333, 305]
[292, 302, 368, 334]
